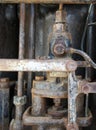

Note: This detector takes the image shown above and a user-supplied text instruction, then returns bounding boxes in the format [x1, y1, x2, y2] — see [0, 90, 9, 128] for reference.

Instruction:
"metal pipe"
[0, 0, 95, 4]
[0, 59, 78, 72]
[12, 3, 25, 130]
[67, 48, 96, 69]
[81, 3, 93, 51]
[23, 107, 65, 126]
[85, 94, 89, 117]
[32, 94, 46, 130]
[0, 59, 91, 71]
[23, 107, 92, 127]
[17, 0, 25, 110]
[86, 4, 96, 81]
[0, 78, 9, 130]
[67, 72, 79, 130]
[59, 3, 63, 10]
[27, 4, 35, 106]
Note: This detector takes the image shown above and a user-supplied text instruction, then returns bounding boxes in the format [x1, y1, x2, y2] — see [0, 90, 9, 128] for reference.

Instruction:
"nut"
[53, 43, 65, 56]
[66, 61, 77, 71]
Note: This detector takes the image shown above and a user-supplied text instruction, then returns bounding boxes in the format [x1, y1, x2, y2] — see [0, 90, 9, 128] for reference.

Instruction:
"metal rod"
[85, 94, 89, 117]
[23, 107, 92, 127]
[23, 107, 65, 126]
[81, 3, 93, 51]
[0, 59, 78, 72]
[27, 4, 35, 106]
[18, 2, 25, 97]
[0, 59, 91, 72]
[68, 72, 77, 124]
[0, 0, 95, 4]
[59, 3, 63, 10]
[86, 4, 96, 81]
[68, 48, 96, 69]
[0, 78, 9, 130]
[15, 3, 25, 130]
[67, 72, 79, 130]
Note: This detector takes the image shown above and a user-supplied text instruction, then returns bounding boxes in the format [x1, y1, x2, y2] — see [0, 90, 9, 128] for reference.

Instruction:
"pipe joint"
[13, 95, 26, 106]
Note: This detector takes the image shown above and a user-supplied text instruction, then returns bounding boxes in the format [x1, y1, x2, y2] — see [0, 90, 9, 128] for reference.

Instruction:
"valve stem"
[59, 3, 63, 10]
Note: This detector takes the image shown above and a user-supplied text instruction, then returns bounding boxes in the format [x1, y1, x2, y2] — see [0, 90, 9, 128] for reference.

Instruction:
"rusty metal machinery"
[0, 1, 96, 130]
[22, 4, 95, 130]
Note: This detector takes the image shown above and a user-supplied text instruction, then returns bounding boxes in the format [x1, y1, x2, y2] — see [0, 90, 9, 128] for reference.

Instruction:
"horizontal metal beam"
[0, 0, 95, 4]
[23, 107, 92, 127]
[0, 59, 77, 72]
[23, 107, 65, 126]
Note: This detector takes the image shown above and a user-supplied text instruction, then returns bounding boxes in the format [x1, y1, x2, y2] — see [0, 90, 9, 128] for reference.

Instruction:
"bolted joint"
[53, 43, 66, 56]
[13, 95, 26, 106]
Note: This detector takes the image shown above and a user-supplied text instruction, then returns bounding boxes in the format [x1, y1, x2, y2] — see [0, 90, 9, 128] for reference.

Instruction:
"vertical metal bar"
[86, 4, 96, 81]
[85, 94, 89, 117]
[68, 72, 77, 124]
[0, 78, 9, 130]
[32, 95, 46, 130]
[67, 72, 79, 130]
[85, 4, 96, 117]
[15, 3, 25, 130]
[27, 4, 35, 106]
[59, 3, 63, 10]
[81, 4, 93, 51]
[18, 3, 25, 96]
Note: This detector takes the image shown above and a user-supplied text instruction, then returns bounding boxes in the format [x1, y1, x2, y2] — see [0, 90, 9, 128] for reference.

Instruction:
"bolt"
[66, 61, 77, 71]
[83, 85, 89, 94]
[53, 43, 65, 56]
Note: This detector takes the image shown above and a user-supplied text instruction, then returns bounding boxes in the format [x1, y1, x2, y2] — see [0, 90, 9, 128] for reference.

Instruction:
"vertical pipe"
[0, 78, 9, 130]
[27, 4, 35, 106]
[18, 3, 25, 96]
[32, 95, 46, 116]
[67, 72, 79, 130]
[32, 95, 46, 130]
[59, 3, 63, 10]
[86, 4, 96, 81]
[12, 3, 25, 130]
[86, 5, 96, 125]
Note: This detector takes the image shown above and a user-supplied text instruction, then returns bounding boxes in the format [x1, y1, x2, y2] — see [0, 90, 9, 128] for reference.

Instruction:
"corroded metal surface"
[7, 3, 96, 130]
[27, 4, 35, 106]
[0, 59, 77, 72]
[23, 107, 65, 126]
[32, 79, 68, 98]
[67, 72, 79, 130]
[23, 107, 92, 127]
[32, 88, 68, 98]
[0, 0, 95, 4]
[23, 5, 94, 130]
[79, 81, 96, 94]
[10, 3, 26, 130]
